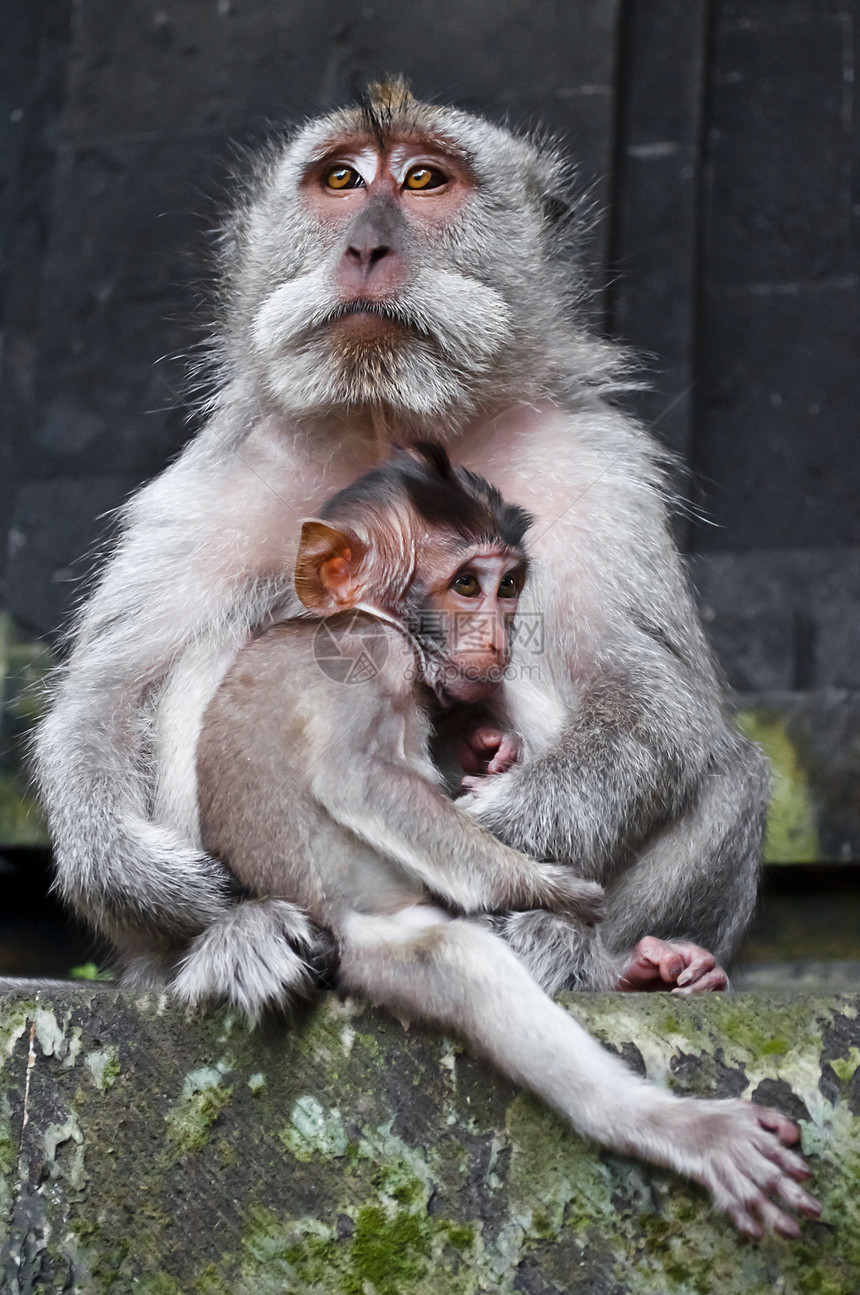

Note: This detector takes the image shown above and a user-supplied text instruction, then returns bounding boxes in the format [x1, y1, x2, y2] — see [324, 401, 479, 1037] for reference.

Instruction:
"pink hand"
[617, 937, 729, 993]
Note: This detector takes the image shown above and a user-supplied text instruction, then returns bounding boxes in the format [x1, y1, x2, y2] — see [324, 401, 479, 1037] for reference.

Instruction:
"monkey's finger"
[470, 726, 506, 753]
[752, 1106, 802, 1146]
[744, 1164, 821, 1231]
[773, 1177, 822, 1217]
[744, 1139, 821, 1207]
[487, 735, 520, 774]
[616, 952, 665, 990]
[633, 936, 690, 983]
[658, 949, 687, 983]
[633, 935, 670, 963]
[671, 967, 728, 994]
[675, 951, 717, 986]
[751, 1197, 802, 1239]
[725, 1204, 764, 1239]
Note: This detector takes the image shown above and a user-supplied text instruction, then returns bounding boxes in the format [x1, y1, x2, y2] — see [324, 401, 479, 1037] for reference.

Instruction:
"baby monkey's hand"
[458, 725, 521, 791]
[535, 865, 606, 927]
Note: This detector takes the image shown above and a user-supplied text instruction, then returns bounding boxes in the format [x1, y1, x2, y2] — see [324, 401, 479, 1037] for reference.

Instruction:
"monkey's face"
[410, 546, 527, 704]
[234, 89, 571, 427]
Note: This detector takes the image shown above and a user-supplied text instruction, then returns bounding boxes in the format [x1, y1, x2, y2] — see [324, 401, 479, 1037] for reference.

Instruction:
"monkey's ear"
[295, 520, 368, 613]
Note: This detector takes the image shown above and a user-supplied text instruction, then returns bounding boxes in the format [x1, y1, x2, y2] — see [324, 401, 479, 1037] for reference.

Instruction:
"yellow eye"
[452, 573, 479, 597]
[404, 165, 446, 191]
[325, 166, 364, 191]
[498, 574, 520, 599]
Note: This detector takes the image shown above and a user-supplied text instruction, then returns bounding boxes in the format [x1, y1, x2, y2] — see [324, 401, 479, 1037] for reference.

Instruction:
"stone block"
[693, 281, 859, 550]
[706, 10, 854, 288]
[691, 549, 860, 692]
[6, 478, 142, 636]
[0, 984, 858, 1294]
[609, 1, 708, 464]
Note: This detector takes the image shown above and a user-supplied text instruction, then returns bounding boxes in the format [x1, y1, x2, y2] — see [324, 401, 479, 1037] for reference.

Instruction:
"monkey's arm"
[463, 647, 768, 965]
[310, 746, 604, 923]
[33, 444, 290, 944]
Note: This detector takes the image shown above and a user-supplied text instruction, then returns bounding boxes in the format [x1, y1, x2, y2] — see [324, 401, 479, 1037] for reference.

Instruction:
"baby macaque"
[190, 445, 819, 1239]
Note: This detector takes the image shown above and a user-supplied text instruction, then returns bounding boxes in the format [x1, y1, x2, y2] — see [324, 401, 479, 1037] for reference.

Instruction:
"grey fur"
[193, 584, 814, 1235]
[33, 82, 767, 1007]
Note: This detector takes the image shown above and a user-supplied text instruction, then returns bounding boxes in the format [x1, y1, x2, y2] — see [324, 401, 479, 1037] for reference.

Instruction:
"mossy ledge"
[0, 982, 858, 1294]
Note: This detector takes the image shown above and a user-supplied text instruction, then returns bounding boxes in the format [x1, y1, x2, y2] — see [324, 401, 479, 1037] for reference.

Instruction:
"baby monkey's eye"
[404, 165, 447, 191]
[498, 574, 520, 599]
[452, 573, 479, 597]
[325, 166, 365, 190]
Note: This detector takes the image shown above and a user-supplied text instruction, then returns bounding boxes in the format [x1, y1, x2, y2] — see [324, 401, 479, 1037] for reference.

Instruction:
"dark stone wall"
[2, 0, 857, 687]
[0, 0, 622, 640]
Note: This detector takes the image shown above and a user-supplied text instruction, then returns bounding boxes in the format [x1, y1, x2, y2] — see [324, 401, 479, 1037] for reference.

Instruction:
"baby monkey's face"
[407, 543, 527, 705]
[292, 443, 532, 704]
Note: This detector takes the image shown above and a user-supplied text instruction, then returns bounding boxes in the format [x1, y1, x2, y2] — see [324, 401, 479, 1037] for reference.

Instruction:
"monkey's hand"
[617, 937, 729, 993]
[647, 1099, 821, 1238]
[457, 726, 521, 785]
[531, 866, 606, 927]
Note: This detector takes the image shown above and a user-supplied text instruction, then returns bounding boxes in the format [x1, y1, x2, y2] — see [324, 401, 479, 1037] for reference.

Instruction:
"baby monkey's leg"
[336, 909, 820, 1238]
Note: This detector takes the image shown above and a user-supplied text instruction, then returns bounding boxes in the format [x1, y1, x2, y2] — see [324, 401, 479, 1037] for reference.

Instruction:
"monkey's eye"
[404, 165, 447, 192]
[325, 166, 365, 191]
[452, 572, 480, 597]
[498, 574, 521, 599]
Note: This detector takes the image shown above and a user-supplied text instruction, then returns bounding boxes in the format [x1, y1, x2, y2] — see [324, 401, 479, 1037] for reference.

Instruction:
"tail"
[172, 898, 334, 1021]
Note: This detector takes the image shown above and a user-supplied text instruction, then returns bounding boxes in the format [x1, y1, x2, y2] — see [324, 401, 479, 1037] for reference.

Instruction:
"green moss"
[736, 710, 819, 863]
[135, 1276, 185, 1295]
[0, 1000, 29, 1066]
[444, 1223, 475, 1252]
[829, 1047, 860, 1086]
[85, 1046, 121, 1091]
[279, 1094, 348, 1161]
[372, 1160, 425, 1206]
[165, 1068, 233, 1153]
[345, 1205, 431, 1295]
[71, 962, 115, 982]
[0, 612, 53, 846]
[283, 1233, 339, 1287]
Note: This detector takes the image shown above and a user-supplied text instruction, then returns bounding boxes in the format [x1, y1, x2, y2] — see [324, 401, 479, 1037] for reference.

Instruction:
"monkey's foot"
[617, 937, 729, 993]
[173, 898, 327, 1020]
[656, 1099, 822, 1238]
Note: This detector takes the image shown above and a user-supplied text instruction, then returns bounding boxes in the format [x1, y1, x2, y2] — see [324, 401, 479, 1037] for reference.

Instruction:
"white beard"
[251, 265, 513, 419]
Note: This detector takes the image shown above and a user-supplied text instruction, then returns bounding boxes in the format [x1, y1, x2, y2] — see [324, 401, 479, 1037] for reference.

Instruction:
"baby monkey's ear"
[294, 520, 369, 613]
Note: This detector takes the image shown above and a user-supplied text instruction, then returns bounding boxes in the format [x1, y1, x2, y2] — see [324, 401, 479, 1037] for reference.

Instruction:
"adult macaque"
[190, 445, 818, 1239]
[37, 84, 764, 1003]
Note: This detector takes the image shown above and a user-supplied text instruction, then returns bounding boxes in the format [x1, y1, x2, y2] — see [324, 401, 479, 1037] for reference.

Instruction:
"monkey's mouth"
[325, 300, 418, 342]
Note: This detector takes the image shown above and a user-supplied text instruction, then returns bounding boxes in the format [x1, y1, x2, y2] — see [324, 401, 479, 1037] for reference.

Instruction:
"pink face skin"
[301, 136, 475, 332]
[422, 550, 526, 704]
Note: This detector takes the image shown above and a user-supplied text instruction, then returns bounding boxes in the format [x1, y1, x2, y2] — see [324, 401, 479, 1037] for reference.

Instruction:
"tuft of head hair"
[320, 442, 533, 553]
[359, 77, 419, 147]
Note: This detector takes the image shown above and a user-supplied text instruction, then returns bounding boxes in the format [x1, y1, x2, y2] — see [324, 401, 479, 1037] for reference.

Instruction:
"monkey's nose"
[345, 241, 392, 271]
